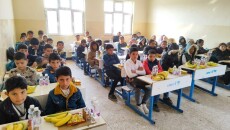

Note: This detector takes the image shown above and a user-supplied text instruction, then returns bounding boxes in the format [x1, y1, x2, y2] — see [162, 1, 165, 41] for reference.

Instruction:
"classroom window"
[44, 0, 85, 35]
[104, 0, 133, 35]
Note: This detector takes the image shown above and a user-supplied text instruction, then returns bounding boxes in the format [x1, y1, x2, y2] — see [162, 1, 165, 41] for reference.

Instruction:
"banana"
[27, 86, 36, 94]
[207, 62, 217, 66]
[153, 76, 161, 81]
[185, 62, 197, 68]
[15, 123, 23, 130]
[198, 65, 206, 69]
[6, 124, 13, 130]
[44, 117, 52, 122]
[168, 68, 173, 73]
[50, 113, 68, 123]
[47, 111, 68, 117]
[55, 113, 72, 127]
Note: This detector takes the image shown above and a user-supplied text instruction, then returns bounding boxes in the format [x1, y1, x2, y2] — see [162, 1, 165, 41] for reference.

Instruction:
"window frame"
[104, 0, 133, 35]
[44, 0, 85, 35]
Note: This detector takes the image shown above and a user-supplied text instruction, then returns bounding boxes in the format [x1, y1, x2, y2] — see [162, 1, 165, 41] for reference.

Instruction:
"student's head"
[136, 32, 141, 37]
[168, 43, 179, 54]
[196, 39, 204, 47]
[147, 50, 157, 62]
[105, 44, 114, 55]
[161, 40, 167, 49]
[168, 38, 176, 44]
[75, 35, 80, 41]
[218, 43, 227, 52]
[21, 33, 26, 37]
[17, 43, 28, 55]
[27, 30, 34, 40]
[5, 76, 27, 105]
[49, 53, 61, 70]
[6, 47, 15, 61]
[47, 38, 53, 44]
[55, 66, 72, 89]
[187, 39, 195, 45]
[95, 39, 102, 46]
[129, 38, 137, 46]
[38, 30, 44, 37]
[44, 44, 53, 56]
[14, 52, 28, 70]
[227, 42, 230, 51]
[30, 38, 39, 49]
[90, 41, 99, 51]
[148, 39, 156, 47]
[179, 36, 186, 43]
[81, 39, 87, 47]
[119, 36, 125, 43]
[87, 36, 93, 42]
[132, 34, 138, 39]
[129, 47, 139, 61]
[20, 35, 26, 42]
[43, 35, 48, 42]
[85, 31, 89, 36]
[117, 32, 121, 36]
[57, 41, 64, 50]
[151, 35, 156, 41]
[189, 45, 197, 55]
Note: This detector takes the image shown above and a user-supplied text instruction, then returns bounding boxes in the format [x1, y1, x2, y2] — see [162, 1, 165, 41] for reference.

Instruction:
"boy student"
[47, 38, 53, 45]
[25, 30, 34, 46]
[9, 52, 37, 86]
[143, 39, 157, 55]
[0, 76, 43, 125]
[45, 66, 86, 115]
[42, 53, 61, 83]
[55, 41, 66, 64]
[124, 47, 151, 114]
[157, 40, 168, 54]
[76, 39, 87, 74]
[142, 50, 163, 112]
[17, 43, 37, 66]
[117, 36, 127, 54]
[28, 38, 43, 56]
[33, 44, 53, 68]
[196, 39, 208, 54]
[103, 44, 123, 101]
[15, 35, 26, 51]
[38, 30, 44, 43]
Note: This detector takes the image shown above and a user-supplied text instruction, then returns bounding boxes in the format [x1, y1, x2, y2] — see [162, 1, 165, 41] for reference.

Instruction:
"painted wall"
[147, 0, 230, 48]
[0, 0, 15, 84]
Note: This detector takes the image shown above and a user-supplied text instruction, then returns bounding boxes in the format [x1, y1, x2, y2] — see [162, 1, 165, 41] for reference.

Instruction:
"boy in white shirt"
[124, 47, 151, 114]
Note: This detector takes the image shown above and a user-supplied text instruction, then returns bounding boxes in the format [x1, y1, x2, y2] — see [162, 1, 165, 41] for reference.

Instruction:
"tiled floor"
[67, 60, 230, 130]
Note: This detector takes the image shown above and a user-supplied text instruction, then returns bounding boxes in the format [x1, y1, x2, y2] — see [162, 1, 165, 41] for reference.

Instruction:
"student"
[124, 47, 150, 114]
[42, 53, 61, 83]
[142, 50, 162, 112]
[38, 30, 44, 43]
[126, 44, 141, 60]
[157, 40, 168, 54]
[137, 37, 147, 51]
[151, 35, 157, 41]
[0, 76, 43, 125]
[45, 66, 86, 115]
[9, 52, 37, 86]
[76, 39, 87, 74]
[75, 34, 81, 47]
[117, 36, 127, 54]
[136, 32, 144, 41]
[15, 35, 26, 51]
[227, 42, 230, 51]
[88, 41, 102, 78]
[33, 44, 53, 68]
[132, 33, 138, 40]
[184, 39, 195, 53]
[83, 31, 90, 40]
[143, 39, 157, 55]
[17, 43, 37, 67]
[55, 41, 66, 65]
[181, 44, 198, 65]
[47, 38, 53, 45]
[6, 47, 16, 71]
[28, 38, 43, 56]
[95, 39, 102, 47]
[113, 32, 121, 42]
[25, 30, 34, 46]
[196, 39, 208, 54]
[103, 44, 123, 101]
[40, 35, 48, 46]
[86, 36, 93, 47]
[178, 36, 187, 49]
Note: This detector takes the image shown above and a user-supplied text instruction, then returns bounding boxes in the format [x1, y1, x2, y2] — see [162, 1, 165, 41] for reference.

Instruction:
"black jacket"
[76, 45, 86, 59]
[0, 96, 44, 125]
[143, 46, 157, 55]
[210, 48, 230, 63]
[161, 52, 179, 71]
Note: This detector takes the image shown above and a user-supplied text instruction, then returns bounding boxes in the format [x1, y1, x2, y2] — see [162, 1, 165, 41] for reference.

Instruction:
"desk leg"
[182, 71, 196, 102]
[195, 76, 218, 96]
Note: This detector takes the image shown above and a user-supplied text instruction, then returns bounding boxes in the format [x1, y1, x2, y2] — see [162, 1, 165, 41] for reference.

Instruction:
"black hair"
[90, 41, 99, 51]
[55, 66, 72, 78]
[75, 34, 80, 37]
[196, 39, 204, 44]
[27, 30, 34, 35]
[129, 47, 138, 54]
[105, 44, 114, 50]
[87, 36, 92, 39]
[168, 43, 179, 51]
[21, 33, 26, 37]
[47, 38, 53, 42]
[6, 47, 15, 61]
[57, 41, 64, 45]
[49, 53, 61, 62]
[5, 76, 27, 92]
[14, 52, 27, 60]
[148, 39, 156, 45]
[130, 44, 138, 48]
[30, 38, 39, 45]
[148, 49, 157, 55]
[38, 30, 44, 35]
[17, 43, 28, 51]
[119, 36, 124, 39]
[44, 44, 53, 50]
[20, 35, 26, 39]
[81, 39, 86, 44]
[218, 43, 227, 48]
[227, 42, 230, 47]
[95, 39, 102, 46]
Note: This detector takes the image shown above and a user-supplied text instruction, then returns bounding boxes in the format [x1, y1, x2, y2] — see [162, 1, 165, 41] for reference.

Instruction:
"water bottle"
[39, 76, 44, 87]
[44, 74, 50, 86]
[178, 66, 182, 75]
[28, 105, 35, 130]
[33, 107, 41, 130]
[173, 65, 177, 75]
[91, 97, 100, 117]
[155, 65, 158, 74]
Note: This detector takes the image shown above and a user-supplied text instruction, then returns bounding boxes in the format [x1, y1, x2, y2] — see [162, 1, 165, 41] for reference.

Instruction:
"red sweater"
[143, 59, 163, 75]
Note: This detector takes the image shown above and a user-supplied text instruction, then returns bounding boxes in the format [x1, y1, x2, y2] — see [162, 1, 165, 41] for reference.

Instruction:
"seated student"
[24, 30, 34, 46]
[181, 44, 198, 65]
[39, 35, 48, 46]
[54, 41, 66, 65]
[0, 76, 43, 125]
[117, 36, 127, 54]
[126, 44, 141, 60]
[6, 47, 16, 71]
[227, 42, 230, 52]
[17, 43, 37, 67]
[113, 32, 121, 42]
[95, 39, 102, 47]
[15, 35, 26, 51]
[143, 50, 162, 112]
[33, 44, 53, 69]
[74, 34, 81, 47]
[28, 38, 43, 56]
[143, 39, 157, 55]
[196, 39, 208, 54]
[47, 38, 53, 45]
[124, 47, 150, 114]
[157, 40, 168, 54]
[38, 30, 44, 43]
[88, 41, 102, 78]
[87, 36, 93, 47]
[9, 52, 37, 86]
[76, 39, 87, 74]
[45, 66, 86, 115]
[42, 53, 61, 83]
[137, 37, 147, 51]
[178, 36, 187, 49]
[103, 44, 123, 101]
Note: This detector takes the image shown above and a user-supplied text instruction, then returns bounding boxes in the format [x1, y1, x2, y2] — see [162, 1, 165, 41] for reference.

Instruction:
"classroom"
[0, 0, 229, 129]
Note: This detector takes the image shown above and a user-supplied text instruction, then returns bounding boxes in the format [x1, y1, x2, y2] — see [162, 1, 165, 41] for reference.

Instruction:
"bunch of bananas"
[197, 65, 206, 69]
[185, 62, 197, 69]
[44, 112, 72, 127]
[168, 68, 188, 75]
[27, 86, 36, 94]
[152, 71, 169, 81]
[6, 122, 27, 130]
[207, 61, 218, 67]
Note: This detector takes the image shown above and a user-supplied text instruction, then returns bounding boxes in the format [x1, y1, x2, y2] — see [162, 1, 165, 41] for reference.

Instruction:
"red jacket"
[143, 59, 163, 75]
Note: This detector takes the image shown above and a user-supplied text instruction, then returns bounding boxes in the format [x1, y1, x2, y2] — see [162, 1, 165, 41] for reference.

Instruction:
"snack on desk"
[27, 86, 36, 94]
[207, 61, 218, 67]
[73, 79, 81, 86]
[5, 122, 27, 130]
[36, 68, 43, 72]
[185, 62, 197, 69]
[151, 71, 168, 81]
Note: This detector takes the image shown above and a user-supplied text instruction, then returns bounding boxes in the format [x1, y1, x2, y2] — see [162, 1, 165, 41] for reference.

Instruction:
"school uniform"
[42, 66, 57, 83]
[143, 46, 157, 55]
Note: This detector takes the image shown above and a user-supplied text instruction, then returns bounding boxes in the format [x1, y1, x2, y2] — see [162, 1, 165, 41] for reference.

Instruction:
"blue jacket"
[103, 53, 120, 71]
[28, 46, 43, 56]
[45, 83, 86, 115]
[42, 66, 56, 83]
[76, 45, 86, 59]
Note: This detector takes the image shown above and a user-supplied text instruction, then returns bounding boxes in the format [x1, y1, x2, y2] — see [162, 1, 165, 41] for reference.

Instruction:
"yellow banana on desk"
[152, 71, 169, 81]
[185, 62, 197, 68]
[6, 122, 26, 130]
[207, 61, 218, 67]
[44, 112, 72, 127]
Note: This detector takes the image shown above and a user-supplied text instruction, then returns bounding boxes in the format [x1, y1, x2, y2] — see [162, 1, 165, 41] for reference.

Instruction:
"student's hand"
[131, 70, 136, 73]
[138, 67, 143, 71]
